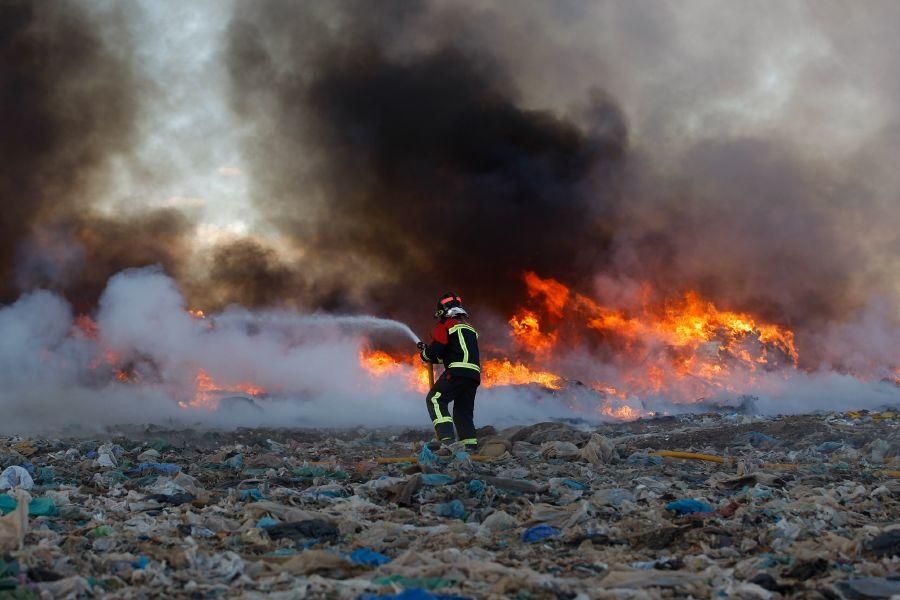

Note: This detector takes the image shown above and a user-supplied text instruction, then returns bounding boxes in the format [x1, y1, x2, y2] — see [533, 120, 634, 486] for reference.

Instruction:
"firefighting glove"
[416, 342, 427, 351]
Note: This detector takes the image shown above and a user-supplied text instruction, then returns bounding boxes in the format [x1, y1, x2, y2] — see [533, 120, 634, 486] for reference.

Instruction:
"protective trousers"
[425, 372, 479, 446]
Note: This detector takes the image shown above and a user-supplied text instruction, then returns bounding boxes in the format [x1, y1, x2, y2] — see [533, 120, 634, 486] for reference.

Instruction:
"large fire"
[75, 271, 831, 421]
[509, 272, 801, 403]
[359, 271, 806, 419]
[358, 350, 563, 392]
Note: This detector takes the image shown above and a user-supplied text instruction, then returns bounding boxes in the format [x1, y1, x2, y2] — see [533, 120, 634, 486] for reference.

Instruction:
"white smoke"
[0, 267, 895, 435]
[0, 267, 589, 434]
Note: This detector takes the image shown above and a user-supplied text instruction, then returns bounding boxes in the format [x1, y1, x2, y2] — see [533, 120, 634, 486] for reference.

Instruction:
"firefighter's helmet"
[435, 292, 463, 319]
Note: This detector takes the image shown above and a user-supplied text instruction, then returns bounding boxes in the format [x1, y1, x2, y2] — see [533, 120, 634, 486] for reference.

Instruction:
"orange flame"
[523, 271, 569, 317]
[509, 309, 557, 355]
[359, 349, 564, 392]
[481, 359, 563, 389]
[518, 272, 800, 401]
[180, 368, 266, 410]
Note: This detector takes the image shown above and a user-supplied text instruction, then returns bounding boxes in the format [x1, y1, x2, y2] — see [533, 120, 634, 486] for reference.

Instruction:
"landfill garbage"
[350, 548, 393, 566]
[129, 461, 181, 476]
[0, 489, 30, 553]
[835, 577, 900, 599]
[0, 466, 34, 490]
[359, 590, 469, 600]
[580, 432, 615, 465]
[522, 524, 561, 543]
[0, 494, 57, 517]
[0, 411, 895, 597]
[478, 438, 511, 458]
[420, 473, 453, 486]
[665, 498, 715, 515]
[479, 510, 518, 533]
[433, 499, 465, 519]
[866, 529, 900, 558]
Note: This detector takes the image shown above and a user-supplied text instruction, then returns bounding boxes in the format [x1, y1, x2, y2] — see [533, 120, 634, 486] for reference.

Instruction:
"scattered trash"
[433, 499, 465, 519]
[665, 499, 715, 515]
[0, 466, 33, 491]
[834, 577, 900, 599]
[816, 441, 844, 453]
[265, 519, 340, 542]
[0, 495, 57, 517]
[349, 548, 392, 566]
[0, 489, 29, 553]
[128, 462, 181, 476]
[0, 412, 895, 596]
[592, 487, 634, 507]
[417, 445, 439, 466]
[359, 590, 469, 600]
[224, 454, 243, 470]
[737, 431, 780, 448]
[420, 473, 453, 486]
[480, 510, 518, 533]
[866, 529, 900, 558]
[522, 524, 561, 543]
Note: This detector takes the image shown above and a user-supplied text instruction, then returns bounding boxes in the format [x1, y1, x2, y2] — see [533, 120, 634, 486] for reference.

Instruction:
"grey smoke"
[0, 267, 894, 434]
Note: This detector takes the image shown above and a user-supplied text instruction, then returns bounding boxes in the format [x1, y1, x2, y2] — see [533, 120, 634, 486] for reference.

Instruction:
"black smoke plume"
[225, 1, 627, 320]
[225, 0, 898, 368]
[0, 0, 145, 302]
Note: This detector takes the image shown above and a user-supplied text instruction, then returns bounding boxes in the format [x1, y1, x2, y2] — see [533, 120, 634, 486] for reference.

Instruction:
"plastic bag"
[522, 524, 560, 543]
[0, 466, 33, 491]
[0, 489, 30, 553]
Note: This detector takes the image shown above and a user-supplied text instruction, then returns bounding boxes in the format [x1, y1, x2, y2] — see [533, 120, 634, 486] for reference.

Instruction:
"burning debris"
[0, 267, 896, 434]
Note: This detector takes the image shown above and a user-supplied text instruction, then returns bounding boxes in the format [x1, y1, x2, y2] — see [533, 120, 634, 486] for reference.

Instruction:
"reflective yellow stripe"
[432, 416, 454, 425]
[447, 324, 479, 371]
[448, 324, 478, 336]
[449, 362, 481, 372]
[430, 392, 444, 421]
[459, 438, 478, 445]
[458, 329, 469, 363]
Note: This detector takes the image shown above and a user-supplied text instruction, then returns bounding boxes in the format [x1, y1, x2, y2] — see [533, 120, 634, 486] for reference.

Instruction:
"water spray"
[214, 312, 421, 343]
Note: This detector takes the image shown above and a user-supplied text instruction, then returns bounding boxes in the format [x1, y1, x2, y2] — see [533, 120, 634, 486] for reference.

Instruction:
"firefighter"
[416, 292, 481, 451]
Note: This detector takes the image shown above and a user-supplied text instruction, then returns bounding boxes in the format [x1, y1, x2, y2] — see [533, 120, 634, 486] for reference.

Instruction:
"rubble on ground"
[0, 409, 898, 598]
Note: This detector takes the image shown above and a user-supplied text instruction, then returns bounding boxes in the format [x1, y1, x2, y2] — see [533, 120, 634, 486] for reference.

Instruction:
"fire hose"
[650, 450, 900, 477]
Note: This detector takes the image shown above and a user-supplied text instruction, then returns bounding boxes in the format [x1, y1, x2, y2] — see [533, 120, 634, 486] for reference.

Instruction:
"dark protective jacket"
[420, 317, 481, 382]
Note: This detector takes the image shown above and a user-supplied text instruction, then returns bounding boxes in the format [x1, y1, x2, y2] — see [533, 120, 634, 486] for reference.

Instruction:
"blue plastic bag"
[358, 589, 470, 600]
[225, 454, 244, 469]
[467, 479, 485, 498]
[665, 499, 714, 516]
[240, 488, 265, 501]
[434, 499, 465, 519]
[0, 494, 58, 517]
[522, 525, 560, 543]
[816, 441, 843, 453]
[738, 431, 780, 448]
[128, 462, 181, 476]
[420, 474, 453, 486]
[625, 452, 664, 466]
[349, 548, 392, 566]
[418, 446, 439, 466]
[561, 479, 585, 490]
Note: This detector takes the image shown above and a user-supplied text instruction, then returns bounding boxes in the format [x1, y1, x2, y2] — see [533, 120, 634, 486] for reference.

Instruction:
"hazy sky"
[4, 0, 896, 320]
[116, 0, 900, 252]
